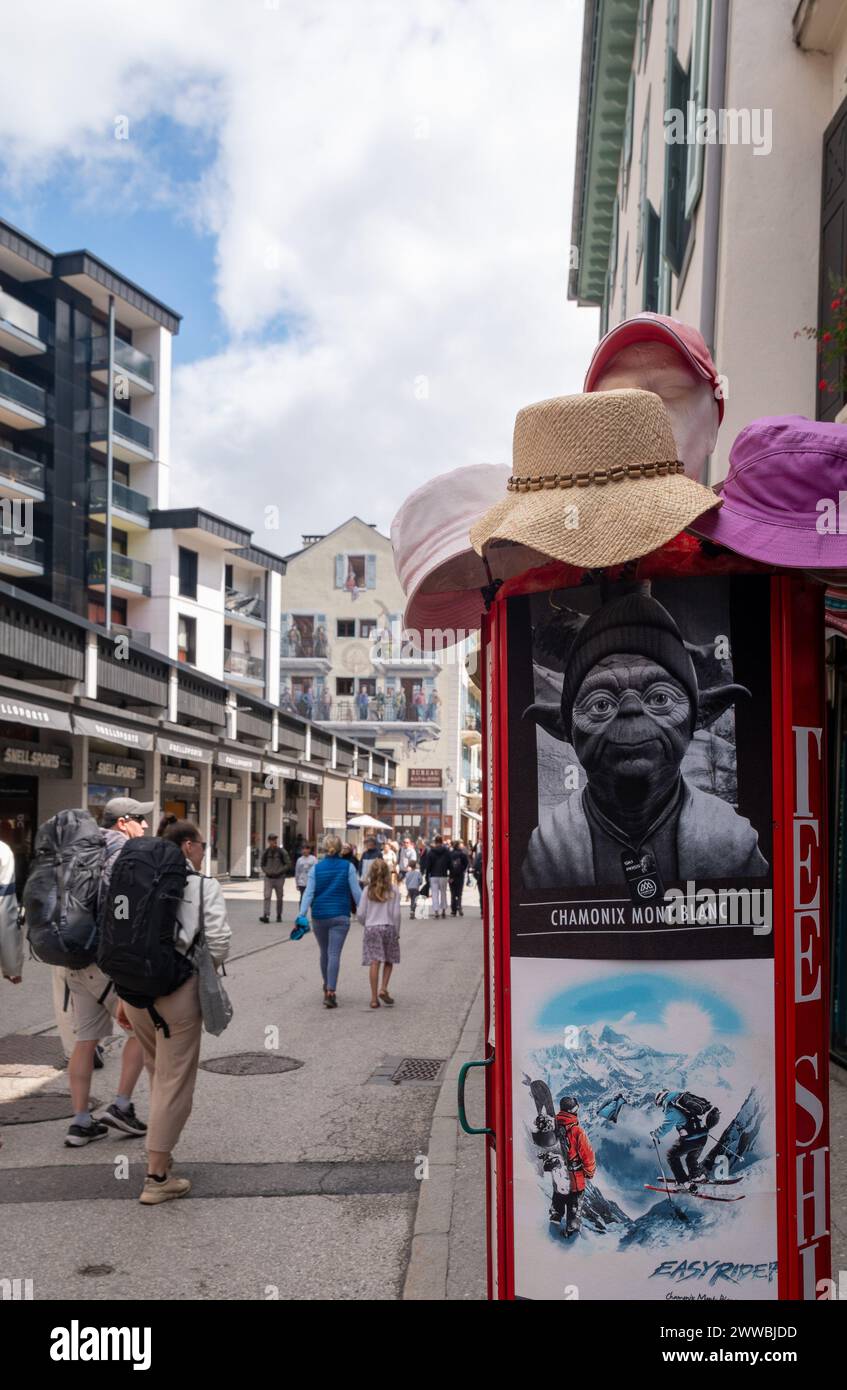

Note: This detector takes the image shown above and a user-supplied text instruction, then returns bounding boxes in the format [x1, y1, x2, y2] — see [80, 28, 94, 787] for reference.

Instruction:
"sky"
[0, 0, 599, 556]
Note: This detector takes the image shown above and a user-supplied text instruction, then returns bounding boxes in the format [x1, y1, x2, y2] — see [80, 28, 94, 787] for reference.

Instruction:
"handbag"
[194, 878, 233, 1036]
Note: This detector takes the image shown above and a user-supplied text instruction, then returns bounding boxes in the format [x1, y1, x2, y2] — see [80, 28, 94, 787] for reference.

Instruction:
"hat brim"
[584, 318, 725, 422]
[689, 503, 847, 568]
[470, 476, 721, 569]
[403, 543, 552, 637]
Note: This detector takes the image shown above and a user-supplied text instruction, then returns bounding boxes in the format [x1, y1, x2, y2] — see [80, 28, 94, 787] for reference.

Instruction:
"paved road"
[0, 882, 486, 1301]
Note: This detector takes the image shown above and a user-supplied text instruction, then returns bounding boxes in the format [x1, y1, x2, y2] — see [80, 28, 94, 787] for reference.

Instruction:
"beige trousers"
[123, 975, 202, 1154]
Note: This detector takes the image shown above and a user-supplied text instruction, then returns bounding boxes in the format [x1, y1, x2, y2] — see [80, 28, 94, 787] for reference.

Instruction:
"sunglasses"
[191, 840, 207, 851]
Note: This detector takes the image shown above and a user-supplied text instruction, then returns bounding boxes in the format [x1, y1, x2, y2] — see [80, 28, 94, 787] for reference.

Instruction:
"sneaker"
[93, 1044, 105, 1071]
[65, 1120, 109, 1148]
[101, 1102, 147, 1138]
[139, 1174, 191, 1205]
[259, 915, 270, 923]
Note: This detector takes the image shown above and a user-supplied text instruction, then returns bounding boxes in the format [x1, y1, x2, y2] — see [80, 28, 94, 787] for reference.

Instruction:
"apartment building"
[568, 0, 847, 1058]
[0, 221, 394, 878]
[281, 518, 476, 841]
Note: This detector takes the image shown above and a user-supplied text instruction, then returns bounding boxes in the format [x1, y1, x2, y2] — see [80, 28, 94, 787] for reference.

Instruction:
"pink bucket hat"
[391, 464, 546, 638]
[585, 312, 725, 422]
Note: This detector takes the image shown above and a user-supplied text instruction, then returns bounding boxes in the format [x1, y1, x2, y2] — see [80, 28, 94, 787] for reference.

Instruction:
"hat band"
[507, 460, 684, 492]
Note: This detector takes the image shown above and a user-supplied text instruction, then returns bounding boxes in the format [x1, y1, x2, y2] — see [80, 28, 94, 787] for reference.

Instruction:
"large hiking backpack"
[23, 809, 105, 969]
[676, 1091, 721, 1132]
[97, 837, 191, 1035]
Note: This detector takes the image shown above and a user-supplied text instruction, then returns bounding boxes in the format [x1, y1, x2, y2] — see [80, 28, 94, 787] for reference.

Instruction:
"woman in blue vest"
[300, 834, 362, 1008]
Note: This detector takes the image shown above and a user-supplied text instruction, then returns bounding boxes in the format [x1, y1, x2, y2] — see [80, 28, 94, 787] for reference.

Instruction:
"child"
[405, 864, 423, 918]
[357, 858, 401, 1008]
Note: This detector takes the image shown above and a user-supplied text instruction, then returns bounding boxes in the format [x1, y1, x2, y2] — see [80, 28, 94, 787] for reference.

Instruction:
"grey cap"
[102, 797, 155, 827]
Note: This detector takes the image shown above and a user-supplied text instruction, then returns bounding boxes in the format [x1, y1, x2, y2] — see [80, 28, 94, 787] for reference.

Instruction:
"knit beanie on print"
[560, 594, 698, 741]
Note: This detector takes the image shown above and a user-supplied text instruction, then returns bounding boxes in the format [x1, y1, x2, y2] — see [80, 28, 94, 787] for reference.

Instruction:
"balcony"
[90, 334, 155, 396]
[307, 693, 441, 739]
[225, 588, 266, 627]
[0, 444, 46, 501]
[370, 641, 441, 676]
[279, 631, 332, 673]
[224, 650, 266, 688]
[88, 478, 150, 531]
[0, 289, 47, 357]
[90, 405, 154, 462]
[87, 548, 152, 597]
[0, 366, 48, 430]
[109, 623, 152, 648]
[461, 709, 482, 743]
[0, 528, 45, 577]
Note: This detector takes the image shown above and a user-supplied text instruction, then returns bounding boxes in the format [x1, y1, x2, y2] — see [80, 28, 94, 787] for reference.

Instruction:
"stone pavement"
[0, 882, 486, 1301]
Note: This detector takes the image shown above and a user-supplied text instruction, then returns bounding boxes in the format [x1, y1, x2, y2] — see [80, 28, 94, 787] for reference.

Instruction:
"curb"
[402, 973, 485, 1301]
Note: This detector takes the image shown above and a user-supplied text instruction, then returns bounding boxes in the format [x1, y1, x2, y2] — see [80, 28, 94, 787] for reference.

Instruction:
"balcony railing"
[281, 633, 329, 658]
[107, 623, 152, 648]
[463, 710, 482, 732]
[0, 366, 47, 417]
[91, 334, 155, 385]
[0, 444, 46, 493]
[302, 694, 440, 723]
[0, 530, 44, 565]
[0, 289, 45, 343]
[89, 479, 150, 518]
[224, 650, 265, 681]
[91, 405, 153, 453]
[225, 589, 266, 623]
[87, 548, 152, 592]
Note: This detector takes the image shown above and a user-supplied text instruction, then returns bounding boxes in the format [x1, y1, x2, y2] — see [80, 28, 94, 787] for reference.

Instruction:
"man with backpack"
[547, 1094, 596, 1238]
[652, 1088, 720, 1188]
[259, 833, 291, 923]
[32, 799, 154, 1147]
[448, 840, 469, 917]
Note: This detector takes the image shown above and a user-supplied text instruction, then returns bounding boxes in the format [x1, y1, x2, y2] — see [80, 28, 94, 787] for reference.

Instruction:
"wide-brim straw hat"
[470, 389, 721, 569]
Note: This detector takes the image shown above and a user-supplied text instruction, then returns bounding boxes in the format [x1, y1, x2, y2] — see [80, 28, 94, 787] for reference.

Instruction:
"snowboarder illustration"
[526, 1077, 597, 1239]
[651, 1088, 720, 1190]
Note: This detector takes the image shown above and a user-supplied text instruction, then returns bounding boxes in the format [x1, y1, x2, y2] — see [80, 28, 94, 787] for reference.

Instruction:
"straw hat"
[470, 389, 721, 568]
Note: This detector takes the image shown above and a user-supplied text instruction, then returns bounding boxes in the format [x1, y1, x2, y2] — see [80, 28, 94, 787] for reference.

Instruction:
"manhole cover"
[0, 1094, 101, 1125]
[0, 1034, 65, 1067]
[391, 1057, 445, 1085]
[199, 1053, 303, 1076]
[77, 1264, 115, 1277]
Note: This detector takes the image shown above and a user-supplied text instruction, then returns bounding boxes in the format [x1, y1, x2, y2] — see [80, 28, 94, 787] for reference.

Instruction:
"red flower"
[833, 298, 842, 310]
[823, 331, 833, 343]
[819, 379, 830, 392]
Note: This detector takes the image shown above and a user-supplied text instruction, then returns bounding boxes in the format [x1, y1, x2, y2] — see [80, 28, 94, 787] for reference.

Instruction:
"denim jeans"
[312, 916, 350, 992]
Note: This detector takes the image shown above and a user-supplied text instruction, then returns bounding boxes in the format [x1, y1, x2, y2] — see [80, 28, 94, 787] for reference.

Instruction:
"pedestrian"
[405, 863, 423, 919]
[300, 834, 362, 1008]
[398, 835, 416, 897]
[357, 858, 401, 1009]
[382, 838, 398, 884]
[0, 837, 21, 984]
[156, 813, 178, 837]
[259, 833, 290, 923]
[472, 841, 483, 910]
[426, 835, 452, 918]
[358, 835, 381, 884]
[115, 820, 231, 1204]
[294, 842, 317, 906]
[341, 841, 361, 877]
[62, 798, 153, 1148]
[448, 839, 469, 916]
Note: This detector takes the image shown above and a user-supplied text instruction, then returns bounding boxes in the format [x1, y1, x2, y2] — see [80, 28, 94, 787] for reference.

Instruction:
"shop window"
[337, 619, 355, 637]
[177, 613, 196, 665]
[178, 546, 198, 600]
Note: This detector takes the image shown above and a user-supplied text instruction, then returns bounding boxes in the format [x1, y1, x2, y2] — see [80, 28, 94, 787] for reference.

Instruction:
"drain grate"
[199, 1053, 303, 1077]
[0, 1034, 65, 1068]
[0, 1093, 101, 1126]
[391, 1057, 445, 1085]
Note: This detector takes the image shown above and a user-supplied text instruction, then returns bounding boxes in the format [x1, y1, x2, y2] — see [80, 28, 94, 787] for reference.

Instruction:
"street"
[0, 883, 487, 1301]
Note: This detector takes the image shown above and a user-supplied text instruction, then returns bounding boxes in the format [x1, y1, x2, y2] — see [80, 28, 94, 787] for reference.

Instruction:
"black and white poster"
[507, 575, 774, 961]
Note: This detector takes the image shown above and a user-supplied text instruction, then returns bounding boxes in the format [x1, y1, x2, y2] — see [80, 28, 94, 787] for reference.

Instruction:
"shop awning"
[0, 695, 72, 732]
[157, 735, 215, 764]
[216, 749, 261, 774]
[263, 760, 298, 779]
[74, 713, 155, 750]
[462, 808, 482, 824]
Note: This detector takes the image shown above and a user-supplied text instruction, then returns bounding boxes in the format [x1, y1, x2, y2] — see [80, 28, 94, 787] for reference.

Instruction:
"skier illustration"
[651, 1088, 720, 1190]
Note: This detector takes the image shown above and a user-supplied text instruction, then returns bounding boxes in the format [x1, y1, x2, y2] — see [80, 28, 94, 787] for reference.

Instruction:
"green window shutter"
[610, 195, 619, 280]
[636, 94, 650, 278]
[365, 554, 377, 589]
[621, 236, 629, 322]
[684, 0, 711, 220]
[334, 555, 345, 587]
[662, 52, 691, 274]
[622, 73, 635, 201]
[642, 204, 661, 311]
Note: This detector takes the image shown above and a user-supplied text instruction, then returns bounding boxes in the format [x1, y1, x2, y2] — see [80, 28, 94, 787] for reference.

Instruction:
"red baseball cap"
[584, 312, 725, 422]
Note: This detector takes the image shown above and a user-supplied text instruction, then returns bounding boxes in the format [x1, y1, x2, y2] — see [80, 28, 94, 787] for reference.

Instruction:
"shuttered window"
[684, 0, 712, 220]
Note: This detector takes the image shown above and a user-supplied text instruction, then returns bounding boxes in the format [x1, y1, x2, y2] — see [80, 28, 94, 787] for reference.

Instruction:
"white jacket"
[176, 870, 232, 966]
[0, 840, 21, 980]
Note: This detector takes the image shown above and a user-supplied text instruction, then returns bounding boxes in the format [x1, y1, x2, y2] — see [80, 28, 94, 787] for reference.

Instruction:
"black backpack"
[24, 809, 105, 969]
[676, 1091, 721, 1132]
[98, 837, 191, 1035]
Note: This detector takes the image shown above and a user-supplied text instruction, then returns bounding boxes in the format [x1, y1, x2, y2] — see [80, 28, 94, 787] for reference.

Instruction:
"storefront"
[299, 768, 323, 846]
[379, 789, 442, 842]
[0, 699, 76, 889]
[251, 776, 274, 873]
[321, 773, 348, 837]
[74, 713, 156, 826]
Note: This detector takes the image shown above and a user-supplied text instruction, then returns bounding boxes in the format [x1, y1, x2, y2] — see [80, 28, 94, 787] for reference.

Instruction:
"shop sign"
[0, 740, 72, 776]
[74, 714, 155, 750]
[0, 698, 72, 731]
[347, 778, 364, 814]
[251, 778, 273, 800]
[157, 735, 214, 764]
[217, 749, 261, 774]
[212, 777, 241, 797]
[298, 768, 322, 785]
[408, 768, 442, 788]
[364, 780, 392, 797]
[161, 766, 200, 794]
[90, 755, 144, 785]
[505, 575, 777, 1302]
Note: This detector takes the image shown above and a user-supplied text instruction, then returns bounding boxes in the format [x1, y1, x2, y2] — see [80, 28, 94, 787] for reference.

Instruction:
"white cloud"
[0, 0, 598, 552]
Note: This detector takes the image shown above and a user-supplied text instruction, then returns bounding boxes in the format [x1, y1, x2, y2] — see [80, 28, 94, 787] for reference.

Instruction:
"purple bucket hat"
[690, 414, 847, 567]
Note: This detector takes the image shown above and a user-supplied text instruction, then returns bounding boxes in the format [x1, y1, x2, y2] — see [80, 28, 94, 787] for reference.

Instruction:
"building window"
[359, 618, 377, 639]
[638, 0, 654, 68]
[622, 72, 635, 203]
[87, 594, 127, 629]
[685, 0, 712, 220]
[337, 619, 355, 637]
[663, 36, 691, 275]
[643, 204, 661, 311]
[336, 677, 354, 696]
[636, 94, 650, 278]
[178, 546, 198, 600]
[334, 552, 376, 590]
[177, 614, 196, 665]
